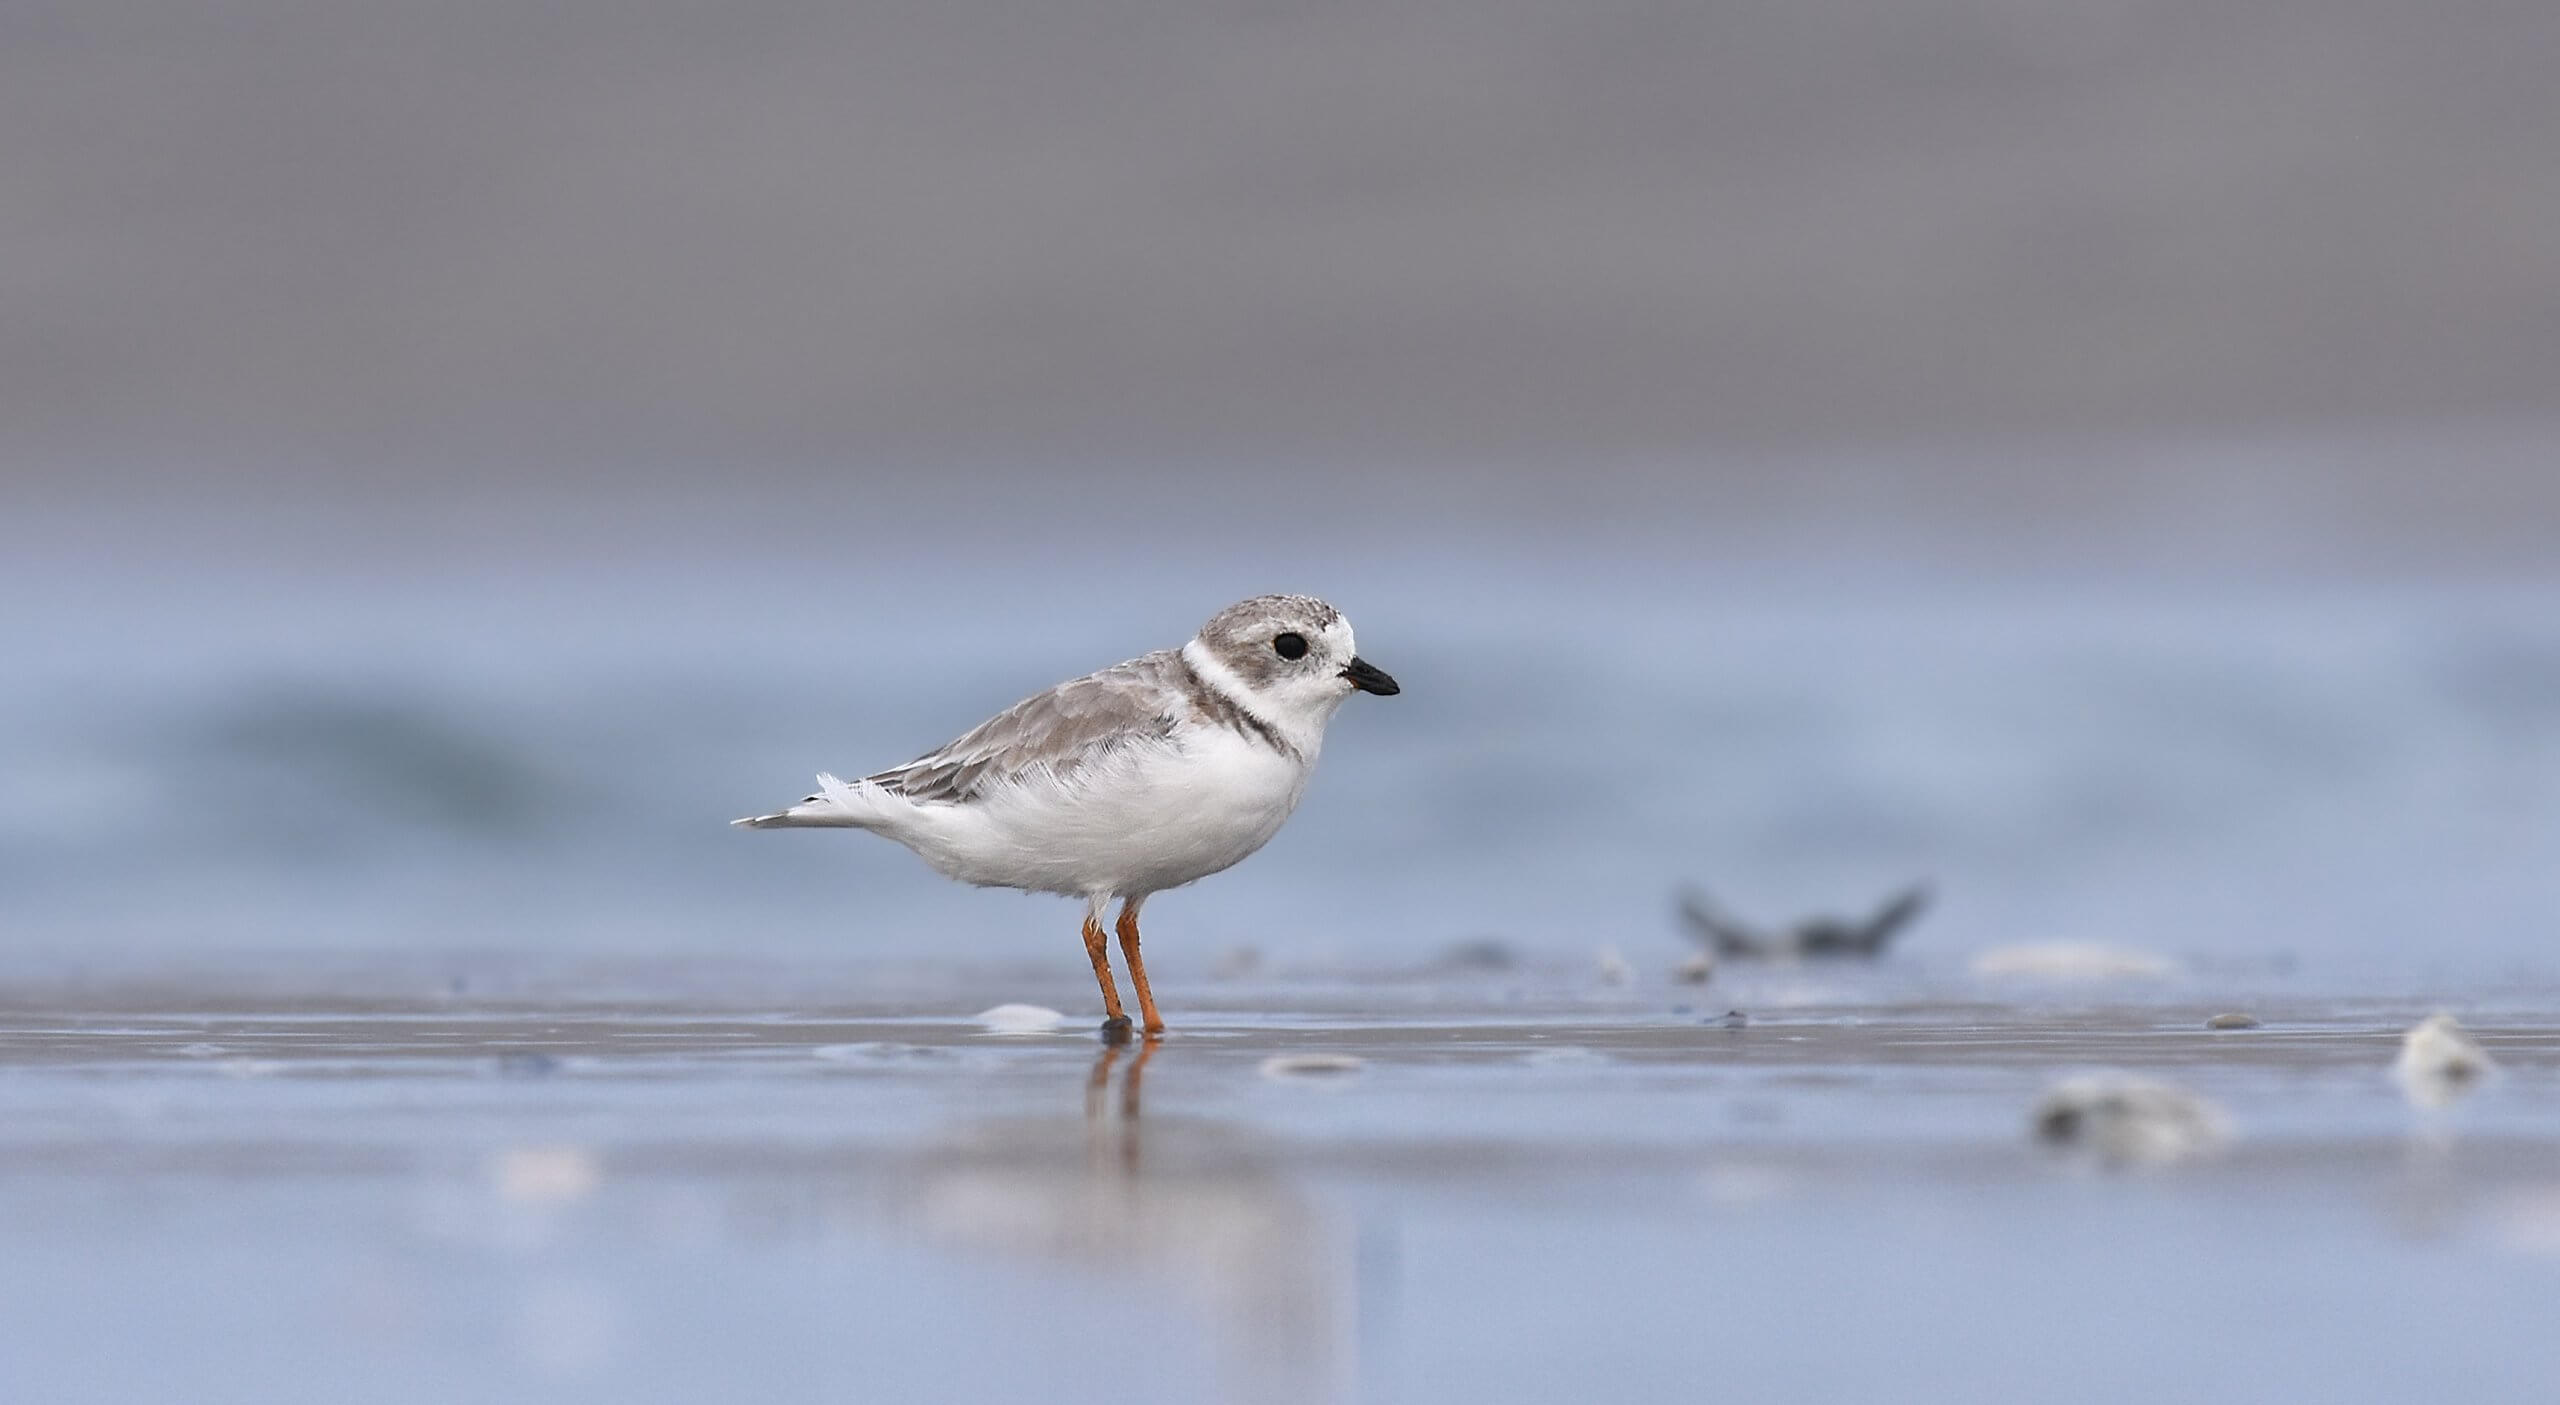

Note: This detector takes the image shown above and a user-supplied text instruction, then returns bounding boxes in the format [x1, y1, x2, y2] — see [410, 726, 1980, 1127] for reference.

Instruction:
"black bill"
[1341, 657, 1401, 696]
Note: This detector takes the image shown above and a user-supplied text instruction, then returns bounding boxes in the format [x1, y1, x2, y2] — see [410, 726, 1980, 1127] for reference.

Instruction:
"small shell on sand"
[2032, 1073, 2227, 1167]
[972, 1004, 1067, 1034]
[2394, 1012, 2494, 1108]
[1973, 943, 2177, 980]
[2205, 1013, 2261, 1030]
[1259, 1053, 1366, 1079]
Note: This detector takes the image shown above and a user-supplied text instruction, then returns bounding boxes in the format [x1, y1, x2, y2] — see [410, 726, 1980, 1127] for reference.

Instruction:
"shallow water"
[7, 550, 2560, 1396]
[2, 956, 2555, 1403]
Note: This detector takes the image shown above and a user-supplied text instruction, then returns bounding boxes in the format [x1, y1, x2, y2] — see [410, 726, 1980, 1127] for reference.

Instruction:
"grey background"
[6, 0, 2558, 555]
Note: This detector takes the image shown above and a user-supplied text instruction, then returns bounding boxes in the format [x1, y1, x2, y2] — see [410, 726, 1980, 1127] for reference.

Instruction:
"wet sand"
[2, 959, 2556, 1403]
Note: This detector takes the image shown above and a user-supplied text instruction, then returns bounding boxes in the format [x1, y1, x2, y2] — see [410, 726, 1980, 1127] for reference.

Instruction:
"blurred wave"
[5, 553, 2557, 978]
[179, 685, 563, 846]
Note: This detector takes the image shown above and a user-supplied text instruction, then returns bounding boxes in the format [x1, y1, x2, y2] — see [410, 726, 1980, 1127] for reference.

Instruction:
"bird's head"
[1188, 594, 1399, 726]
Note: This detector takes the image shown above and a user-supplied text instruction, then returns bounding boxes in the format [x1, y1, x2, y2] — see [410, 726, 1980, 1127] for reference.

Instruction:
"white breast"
[896, 720, 1312, 898]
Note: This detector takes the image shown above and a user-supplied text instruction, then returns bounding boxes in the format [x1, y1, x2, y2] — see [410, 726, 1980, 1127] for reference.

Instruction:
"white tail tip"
[733, 772, 888, 829]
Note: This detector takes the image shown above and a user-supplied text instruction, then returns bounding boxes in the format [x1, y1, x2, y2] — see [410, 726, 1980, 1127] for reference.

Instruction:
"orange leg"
[1082, 910, 1129, 1035]
[1116, 898, 1164, 1036]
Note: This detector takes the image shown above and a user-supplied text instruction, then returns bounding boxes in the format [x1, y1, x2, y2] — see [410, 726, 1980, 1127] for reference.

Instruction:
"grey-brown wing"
[1676, 888, 1771, 957]
[1848, 884, 1932, 952]
[866, 651, 1185, 804]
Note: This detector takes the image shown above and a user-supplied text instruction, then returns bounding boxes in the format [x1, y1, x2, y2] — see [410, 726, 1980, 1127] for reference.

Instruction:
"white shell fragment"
[2394, 1012, 2495, 1109]
[972, 1004, 1067, 1034]
[2032, 1073, 2228, 1167]
[1973, 943, 2178, 981]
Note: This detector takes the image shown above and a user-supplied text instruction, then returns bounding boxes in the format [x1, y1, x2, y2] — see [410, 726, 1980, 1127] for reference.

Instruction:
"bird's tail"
[733, 773, 898, 829]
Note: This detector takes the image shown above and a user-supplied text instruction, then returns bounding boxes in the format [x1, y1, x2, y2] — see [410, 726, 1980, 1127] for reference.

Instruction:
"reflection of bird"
[913, 1047, 1350, 1404]
[737, 596, 1400, 1040]
[2032, 1073, 2226, 1167]
[1676, 884, 1931, 959]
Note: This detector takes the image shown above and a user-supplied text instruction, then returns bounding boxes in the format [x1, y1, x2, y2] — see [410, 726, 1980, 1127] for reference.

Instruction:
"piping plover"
[736, 594, 1400, 1038]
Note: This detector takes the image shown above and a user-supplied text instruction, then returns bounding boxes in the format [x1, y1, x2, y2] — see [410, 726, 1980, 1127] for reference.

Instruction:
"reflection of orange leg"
[1116, 897, 1164, 1036]
[1122, 1036, 1155, 1119]
[1117, 1036, 1152, 1172]
[1085, 1042, 1122, 1120]
[1082, 907, 1129, 1037]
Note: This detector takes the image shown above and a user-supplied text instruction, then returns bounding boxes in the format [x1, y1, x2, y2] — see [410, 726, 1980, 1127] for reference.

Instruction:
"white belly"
[893, 725, 1311, 898]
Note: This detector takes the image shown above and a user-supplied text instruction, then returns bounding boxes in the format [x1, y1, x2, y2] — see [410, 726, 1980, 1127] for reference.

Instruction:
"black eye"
[1272, 631, 1309, 660]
